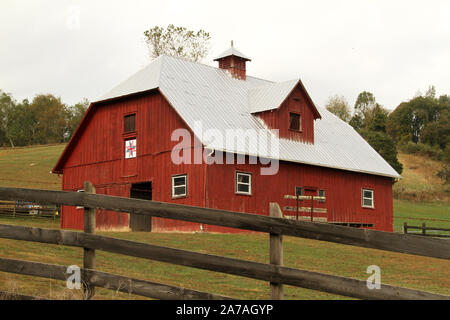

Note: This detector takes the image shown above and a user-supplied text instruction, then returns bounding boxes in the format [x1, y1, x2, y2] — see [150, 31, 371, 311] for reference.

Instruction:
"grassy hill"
[0, 144, 65, 190]
[393, 152, 449, 202]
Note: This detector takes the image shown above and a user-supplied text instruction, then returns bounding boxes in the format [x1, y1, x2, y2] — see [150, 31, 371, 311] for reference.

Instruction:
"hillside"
[393, 152, 449, 202]
[0, 144, 65, 190]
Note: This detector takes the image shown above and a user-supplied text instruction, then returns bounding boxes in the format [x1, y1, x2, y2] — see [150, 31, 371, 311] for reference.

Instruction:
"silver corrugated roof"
[213, 46, 251, 61]
[96, 55, 400, 179]
[249, 80, 299, 113]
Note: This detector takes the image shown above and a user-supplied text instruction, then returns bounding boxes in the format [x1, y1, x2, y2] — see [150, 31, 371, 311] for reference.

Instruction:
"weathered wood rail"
[0, 185, 449, 300]
[404, 222, 450, 238]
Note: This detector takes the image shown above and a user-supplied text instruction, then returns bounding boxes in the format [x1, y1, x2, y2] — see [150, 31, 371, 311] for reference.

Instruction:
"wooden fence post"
[269, 203, 283, 300]
[403, 222, 408, 234]
[83, 181, 96, 300]
[422, 223, 426, 236]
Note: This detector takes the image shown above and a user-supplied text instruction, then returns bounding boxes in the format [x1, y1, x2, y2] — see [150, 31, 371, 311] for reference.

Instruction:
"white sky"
[1, 0, 449, 110]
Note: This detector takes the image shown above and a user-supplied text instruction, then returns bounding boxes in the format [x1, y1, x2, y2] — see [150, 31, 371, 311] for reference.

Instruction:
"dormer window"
[124, 114, 136, 133]
[289, 112, 301, 131]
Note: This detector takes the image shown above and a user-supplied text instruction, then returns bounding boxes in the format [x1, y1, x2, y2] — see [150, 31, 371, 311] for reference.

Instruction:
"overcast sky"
[1, 0, 449, 110]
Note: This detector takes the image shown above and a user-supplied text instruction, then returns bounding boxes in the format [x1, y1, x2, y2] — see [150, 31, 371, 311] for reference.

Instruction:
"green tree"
[365, 104, 389, 132]
[66, 98, 89, 139]
[354, 91, 376, 119]
[29, 94, 68, 144]
[0, 91, 13, 146]
[349, 91, 402, 174]
[386, 87, 449, 147]
[144, 24, 211, 62]
[360, 129, 403, 174]
[325, 95, 351, 122]
[5, 99, 35, 146]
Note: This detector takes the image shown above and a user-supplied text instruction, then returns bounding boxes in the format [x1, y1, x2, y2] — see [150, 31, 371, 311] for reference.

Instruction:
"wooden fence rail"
[0, 257, 231, 300]
[403, 222, 450, 238]
[0, 187, 448, 260]
[0, 224, 447, 300]
[0, 186, 449, 300]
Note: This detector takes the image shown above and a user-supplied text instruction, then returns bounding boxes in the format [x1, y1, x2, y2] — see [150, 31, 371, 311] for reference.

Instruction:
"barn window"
[362, 189, 374, 208]
[295, 187, 303, 197]
[289, 113, 301, 131]
[318, 189, 325, 203]
[124, 114, 136, 133]
[236, 172, 252, 195]
[125, 139, 137, 159]
[172, 174, 187, 198]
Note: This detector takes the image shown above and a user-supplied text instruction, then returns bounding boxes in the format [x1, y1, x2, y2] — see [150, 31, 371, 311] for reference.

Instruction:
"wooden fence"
[0, 185, 449, 300]
[404, 222, 450, 238]
[0, 200, 59, 220]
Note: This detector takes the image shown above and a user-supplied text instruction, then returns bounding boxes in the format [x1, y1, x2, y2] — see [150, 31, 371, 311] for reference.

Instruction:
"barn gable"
[251, 81, 321, 143]
[54, 53, 400, 179]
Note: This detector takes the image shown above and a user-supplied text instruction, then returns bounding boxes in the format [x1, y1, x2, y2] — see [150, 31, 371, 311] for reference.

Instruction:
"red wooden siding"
[217, 55, 247, 80]
[205, 157, 393, 232]
[256, 85, 317, 143]
[60, 91, 207, 231]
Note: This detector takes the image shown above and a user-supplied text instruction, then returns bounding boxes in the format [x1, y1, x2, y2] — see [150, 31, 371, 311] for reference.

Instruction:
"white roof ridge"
[214, 46, 251, 61]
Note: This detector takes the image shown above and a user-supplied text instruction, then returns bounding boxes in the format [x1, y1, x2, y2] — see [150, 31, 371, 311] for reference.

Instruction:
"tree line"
[0, 90, 88, 147]
[325, 87, 450, 182]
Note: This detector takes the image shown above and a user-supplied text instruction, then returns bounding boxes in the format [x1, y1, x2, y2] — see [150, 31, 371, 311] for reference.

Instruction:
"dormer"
[249, 80, 321, 144]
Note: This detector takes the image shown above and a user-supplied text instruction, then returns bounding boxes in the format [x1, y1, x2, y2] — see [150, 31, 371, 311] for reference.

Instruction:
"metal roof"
[95, 55, 400, 179]
[213, 46, 251, 61]
[249, 79, 299, 113]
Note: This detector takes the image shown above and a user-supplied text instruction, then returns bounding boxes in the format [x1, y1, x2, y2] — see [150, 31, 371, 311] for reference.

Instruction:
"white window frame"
[172, 174, 187, 198]
[362, 188, 374, 208]
[236, 172, 252, 195]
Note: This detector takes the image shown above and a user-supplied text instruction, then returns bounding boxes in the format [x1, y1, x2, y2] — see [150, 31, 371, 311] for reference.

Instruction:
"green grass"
[393, 199, 450, 235]
[0, 219, 448, 300]
[0, 144, 65, 190]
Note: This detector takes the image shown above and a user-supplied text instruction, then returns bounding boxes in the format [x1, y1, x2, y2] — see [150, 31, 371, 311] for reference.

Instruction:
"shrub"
[399, 142, 443, 161]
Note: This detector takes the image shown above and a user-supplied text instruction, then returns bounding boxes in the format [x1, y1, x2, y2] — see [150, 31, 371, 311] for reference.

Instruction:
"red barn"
[52, 44, 400, 232]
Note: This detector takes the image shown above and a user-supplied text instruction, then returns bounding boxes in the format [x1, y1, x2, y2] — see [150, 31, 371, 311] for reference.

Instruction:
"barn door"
[129, 182, 152, 232]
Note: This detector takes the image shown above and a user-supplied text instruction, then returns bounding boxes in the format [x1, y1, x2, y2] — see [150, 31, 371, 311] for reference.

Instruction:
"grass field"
[0, 217, 449, 300]
[0, 144, 65, 190]
[0, 144, 448, 299]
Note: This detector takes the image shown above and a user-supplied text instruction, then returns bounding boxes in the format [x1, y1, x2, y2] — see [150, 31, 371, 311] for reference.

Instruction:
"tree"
[0, 90, 14, 146]
[360, 129, 403, 174]
[386, 88, 449, 147]
[365, 104, 389, 132]
[144, 24, 211, 62]
[29, 94, 68, 144]
[349, 91, 402, 174]
[354, 91, 376, 119]
[325, 95, 351, 122]
[5, 99, 35, 146]
[66, 98, 89, 139]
